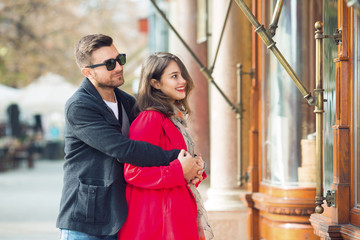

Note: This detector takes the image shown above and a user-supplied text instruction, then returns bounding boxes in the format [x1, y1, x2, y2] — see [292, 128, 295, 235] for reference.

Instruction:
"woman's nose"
[179, 76, 186, 84]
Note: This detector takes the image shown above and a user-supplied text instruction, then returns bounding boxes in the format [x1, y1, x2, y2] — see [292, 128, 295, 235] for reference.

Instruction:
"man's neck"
[96, 86, 116, 103]
[87, 77, 117, 102]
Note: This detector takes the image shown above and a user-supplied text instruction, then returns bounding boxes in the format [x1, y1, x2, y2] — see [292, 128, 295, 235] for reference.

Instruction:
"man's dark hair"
[74, 34, 113, 68]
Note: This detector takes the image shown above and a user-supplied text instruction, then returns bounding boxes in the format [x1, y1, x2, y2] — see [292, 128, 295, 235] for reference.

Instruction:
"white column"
[205, 0, 248, 211]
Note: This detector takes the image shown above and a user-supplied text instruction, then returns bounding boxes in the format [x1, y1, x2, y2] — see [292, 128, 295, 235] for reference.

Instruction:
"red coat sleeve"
[124, 111, 186, 189]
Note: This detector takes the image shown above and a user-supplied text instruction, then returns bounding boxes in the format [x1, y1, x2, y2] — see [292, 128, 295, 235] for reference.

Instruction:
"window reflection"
[323, 0, 337, 192]
[261, 0, 319, 186]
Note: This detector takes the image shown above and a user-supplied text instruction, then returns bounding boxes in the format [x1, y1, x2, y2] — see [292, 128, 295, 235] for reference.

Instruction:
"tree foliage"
[0, 0, 148, 88]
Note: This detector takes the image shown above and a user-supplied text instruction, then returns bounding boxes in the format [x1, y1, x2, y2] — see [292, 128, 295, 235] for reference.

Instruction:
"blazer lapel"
[81, 78, 120, 126]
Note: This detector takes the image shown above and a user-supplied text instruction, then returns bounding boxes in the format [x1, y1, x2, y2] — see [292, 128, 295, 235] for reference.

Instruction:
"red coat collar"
[161, 117, 187, 151]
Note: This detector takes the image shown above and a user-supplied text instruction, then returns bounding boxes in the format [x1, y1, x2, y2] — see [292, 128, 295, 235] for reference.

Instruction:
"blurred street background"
[0, 159, 63, 240]
[0, 2, 151, 238]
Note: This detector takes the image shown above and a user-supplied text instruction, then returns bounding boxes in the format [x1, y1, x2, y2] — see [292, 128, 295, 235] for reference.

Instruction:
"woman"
[118, 53, 213, 240]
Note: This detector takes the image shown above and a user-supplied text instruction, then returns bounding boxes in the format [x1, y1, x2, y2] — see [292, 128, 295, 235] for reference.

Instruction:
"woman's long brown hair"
[136, 52, 194, 117]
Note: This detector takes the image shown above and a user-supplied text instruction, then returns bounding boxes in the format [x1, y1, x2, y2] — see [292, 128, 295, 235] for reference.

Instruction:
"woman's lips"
[176, 86, 185, 92]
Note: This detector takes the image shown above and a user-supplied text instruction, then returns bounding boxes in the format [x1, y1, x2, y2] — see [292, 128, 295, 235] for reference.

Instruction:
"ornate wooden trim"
[265, 206, 314, 216]
[252, 192, 316, 218]
[246, 190, 319, 239]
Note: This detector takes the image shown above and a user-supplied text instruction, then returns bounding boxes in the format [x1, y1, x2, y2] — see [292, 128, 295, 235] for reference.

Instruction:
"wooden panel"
[244, 193, 260, 240]
[349, 2, 356, 228]
[310, 213, 343, 239]
[251, 188, 319, 240]
[331, 0, 351, 225]
[351, 209, 360, 227]
[311, 213, 360, 239]
[260, 210, 319, 240]
[259, 184, 316, 199]
[341, 224, 360, 239]
[332, 126, 350, 223]
[247, 0, 261, 194]
[245, 0, 262, 239]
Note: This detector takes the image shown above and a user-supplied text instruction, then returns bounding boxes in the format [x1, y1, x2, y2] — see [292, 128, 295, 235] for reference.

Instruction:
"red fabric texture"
[118, 110, 205, 240]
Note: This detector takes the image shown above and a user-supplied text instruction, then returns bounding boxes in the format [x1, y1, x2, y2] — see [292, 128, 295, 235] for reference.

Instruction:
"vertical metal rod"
[210, 0, 233, 73]
[314, 21, 325, 214]
[150, 0, 241, 114]
[268, 0, 284, 37]
[237, 63, 243, 186]
[233, 0, 315, 106]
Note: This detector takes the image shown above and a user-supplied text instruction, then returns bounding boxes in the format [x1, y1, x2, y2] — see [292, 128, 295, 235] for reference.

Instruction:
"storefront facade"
[245, 0, 360, 239]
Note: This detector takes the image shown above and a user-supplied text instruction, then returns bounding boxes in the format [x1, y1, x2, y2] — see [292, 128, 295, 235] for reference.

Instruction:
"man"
[57, 34, 203, 240]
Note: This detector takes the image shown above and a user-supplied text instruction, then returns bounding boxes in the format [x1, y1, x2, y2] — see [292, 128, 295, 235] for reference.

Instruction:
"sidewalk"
[0, 160, 64, 240]
[0, 159, 243, 240]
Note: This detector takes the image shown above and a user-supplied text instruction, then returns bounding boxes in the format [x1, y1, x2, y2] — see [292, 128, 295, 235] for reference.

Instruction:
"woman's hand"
[178, 149, 203, 184]
[189, 153, 205, 185]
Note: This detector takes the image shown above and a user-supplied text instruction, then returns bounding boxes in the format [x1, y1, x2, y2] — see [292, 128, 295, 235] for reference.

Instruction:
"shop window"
[261, 0, 321, 186]
[322, 0, 337, 193]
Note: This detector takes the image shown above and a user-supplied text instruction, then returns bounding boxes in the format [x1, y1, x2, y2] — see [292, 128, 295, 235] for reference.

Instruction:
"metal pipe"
[233, 0, 315, 106]
[314, 21, 325, 214]
[210, 0, 233, 73]
[268, 0, 284, 37]
[237, 63, 243, 186]
[150, 0, 241, 114]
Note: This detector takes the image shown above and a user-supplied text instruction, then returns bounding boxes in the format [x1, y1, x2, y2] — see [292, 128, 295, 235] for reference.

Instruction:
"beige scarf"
[171, 106, 214, 240]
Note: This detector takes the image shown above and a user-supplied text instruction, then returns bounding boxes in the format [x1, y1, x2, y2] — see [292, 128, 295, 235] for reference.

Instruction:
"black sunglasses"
[86, 53, 126, 71]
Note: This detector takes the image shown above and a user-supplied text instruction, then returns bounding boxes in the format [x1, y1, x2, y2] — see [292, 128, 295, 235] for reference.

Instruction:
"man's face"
[87, 44, 124, 89]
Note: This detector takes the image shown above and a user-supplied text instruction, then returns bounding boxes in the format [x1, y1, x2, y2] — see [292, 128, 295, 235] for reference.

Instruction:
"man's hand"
[177, 150, 203, 183]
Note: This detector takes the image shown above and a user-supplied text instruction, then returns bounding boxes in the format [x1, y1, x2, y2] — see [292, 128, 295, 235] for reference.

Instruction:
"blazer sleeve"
[66, 101, 180, 167]
[124, 111, 186, 189]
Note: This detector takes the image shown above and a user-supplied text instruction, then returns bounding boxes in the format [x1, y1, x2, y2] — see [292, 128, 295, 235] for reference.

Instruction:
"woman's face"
[153, 60, 187, 102]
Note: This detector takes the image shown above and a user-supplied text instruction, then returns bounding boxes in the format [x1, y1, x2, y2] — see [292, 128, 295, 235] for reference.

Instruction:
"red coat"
[118, 110, 204, 240]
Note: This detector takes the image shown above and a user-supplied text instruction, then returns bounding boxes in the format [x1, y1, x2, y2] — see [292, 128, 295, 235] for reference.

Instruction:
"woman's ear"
[150, 79, 161, 89]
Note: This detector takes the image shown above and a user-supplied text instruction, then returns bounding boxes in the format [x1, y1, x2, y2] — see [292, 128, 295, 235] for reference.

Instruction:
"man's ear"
[81, 67, 93, 79]
[150, 79, 161, 89]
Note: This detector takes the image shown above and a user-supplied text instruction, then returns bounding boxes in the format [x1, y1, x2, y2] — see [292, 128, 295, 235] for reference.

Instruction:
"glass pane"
[323, 0, 337, 192]
[261, 0, 319, 186]
[355, 13, 360, 208]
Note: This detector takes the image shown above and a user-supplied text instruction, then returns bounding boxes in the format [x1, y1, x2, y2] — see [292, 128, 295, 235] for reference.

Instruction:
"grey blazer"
[56, 78, 180, 236]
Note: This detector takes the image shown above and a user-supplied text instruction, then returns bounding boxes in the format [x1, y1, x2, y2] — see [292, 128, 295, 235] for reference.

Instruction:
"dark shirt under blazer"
[56, 78, 180, 236]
